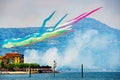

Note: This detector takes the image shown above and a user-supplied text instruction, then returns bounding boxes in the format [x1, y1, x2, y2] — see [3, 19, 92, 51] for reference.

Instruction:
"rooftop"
[5, 52, 21, 58]
[0, 56, 3, 59]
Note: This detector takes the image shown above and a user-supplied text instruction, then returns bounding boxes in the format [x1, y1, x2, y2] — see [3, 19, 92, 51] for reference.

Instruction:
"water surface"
[0, 72, 120, 80]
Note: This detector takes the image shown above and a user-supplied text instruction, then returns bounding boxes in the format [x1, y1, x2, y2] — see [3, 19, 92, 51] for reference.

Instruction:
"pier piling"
[81, 64, 83, 78]
[29, 64, 31, 77]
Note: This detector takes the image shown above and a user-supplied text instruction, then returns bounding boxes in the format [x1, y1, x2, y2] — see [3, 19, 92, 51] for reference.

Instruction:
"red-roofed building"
[4, 52, 24, 65]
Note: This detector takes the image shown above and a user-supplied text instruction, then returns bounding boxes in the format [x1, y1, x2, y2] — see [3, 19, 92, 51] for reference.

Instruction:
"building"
[0, 56, 4, 62]
[0, 56, 4, 68]
[1, 52, 24, 65]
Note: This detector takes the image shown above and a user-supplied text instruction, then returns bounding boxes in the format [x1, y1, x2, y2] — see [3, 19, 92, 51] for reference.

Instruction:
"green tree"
[0, 61, 4, 68]
[4, 63, 40, 71]
[14, 63, 21, 70]
[6, 63, 15, 71]
[30, 63, 40, 68]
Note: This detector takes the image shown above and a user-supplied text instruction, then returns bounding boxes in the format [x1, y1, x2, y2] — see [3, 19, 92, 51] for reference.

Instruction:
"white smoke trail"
[24, 29, 120, 71]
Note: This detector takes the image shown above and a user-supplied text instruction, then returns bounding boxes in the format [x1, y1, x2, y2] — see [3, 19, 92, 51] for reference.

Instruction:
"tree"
[0, 61, 4, 68]
[30, 63, 40, 68]
[6, 63, 15, 71]
[3, 63, 40, 71]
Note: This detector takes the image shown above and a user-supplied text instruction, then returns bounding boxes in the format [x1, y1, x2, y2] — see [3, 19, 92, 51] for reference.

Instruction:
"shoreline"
[1, 71, 28, 75]
[0, 70, 55, 75]
[0, 71, 119, 75]
[0, 71, 39, 75]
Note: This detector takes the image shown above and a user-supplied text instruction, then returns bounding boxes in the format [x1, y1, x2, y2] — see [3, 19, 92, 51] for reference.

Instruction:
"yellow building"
[0, 56, 4, 62]
[0, 56, 4, 68]
[4, 52, 24, 64]
[14, 56, 20, 63]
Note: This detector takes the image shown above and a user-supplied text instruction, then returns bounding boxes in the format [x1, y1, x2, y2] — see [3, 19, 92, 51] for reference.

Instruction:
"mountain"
[0, 18, 119, 53]
[0, 18, 120, 71]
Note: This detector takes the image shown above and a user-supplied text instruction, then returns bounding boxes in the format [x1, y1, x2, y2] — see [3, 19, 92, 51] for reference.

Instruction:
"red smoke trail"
[73, 7, 102, 24]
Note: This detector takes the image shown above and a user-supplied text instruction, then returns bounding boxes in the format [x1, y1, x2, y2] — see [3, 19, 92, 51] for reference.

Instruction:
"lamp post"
[53, 60, 56, 77]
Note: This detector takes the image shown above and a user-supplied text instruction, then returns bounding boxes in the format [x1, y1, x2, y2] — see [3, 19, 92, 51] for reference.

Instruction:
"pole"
[53, 60, 56, 77]
[29, 64, 31, 77]
[0, 70, 2, 75]
[1, 70, 2, 75]
[54, 66, 55, 77]
[81, 64, 83, 78]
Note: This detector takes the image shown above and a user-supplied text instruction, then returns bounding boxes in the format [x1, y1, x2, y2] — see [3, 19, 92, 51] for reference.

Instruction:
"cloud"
[24, 29, 120, 71]
[24, 49, 41, 63]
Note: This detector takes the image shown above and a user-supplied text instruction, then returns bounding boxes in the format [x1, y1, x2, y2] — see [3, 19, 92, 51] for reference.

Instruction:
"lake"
[0, 72, 120, 80]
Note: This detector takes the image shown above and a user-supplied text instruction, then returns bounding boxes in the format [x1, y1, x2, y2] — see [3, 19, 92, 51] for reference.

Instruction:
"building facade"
[0, 52, 24, 65]
[5, 52, 24, 64]
[0, 56, 4, 68]
[0, 56, 4, 62]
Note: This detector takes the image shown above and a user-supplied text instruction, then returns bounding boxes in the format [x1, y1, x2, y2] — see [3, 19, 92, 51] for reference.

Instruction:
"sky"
[0, 0, 120, 29]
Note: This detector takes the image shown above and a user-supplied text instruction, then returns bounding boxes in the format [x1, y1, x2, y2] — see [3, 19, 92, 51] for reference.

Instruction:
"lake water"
[0, 72, 120, 80]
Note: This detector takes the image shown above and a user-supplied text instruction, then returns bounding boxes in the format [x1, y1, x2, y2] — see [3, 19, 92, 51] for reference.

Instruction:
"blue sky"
[0, 0, 120, 29]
